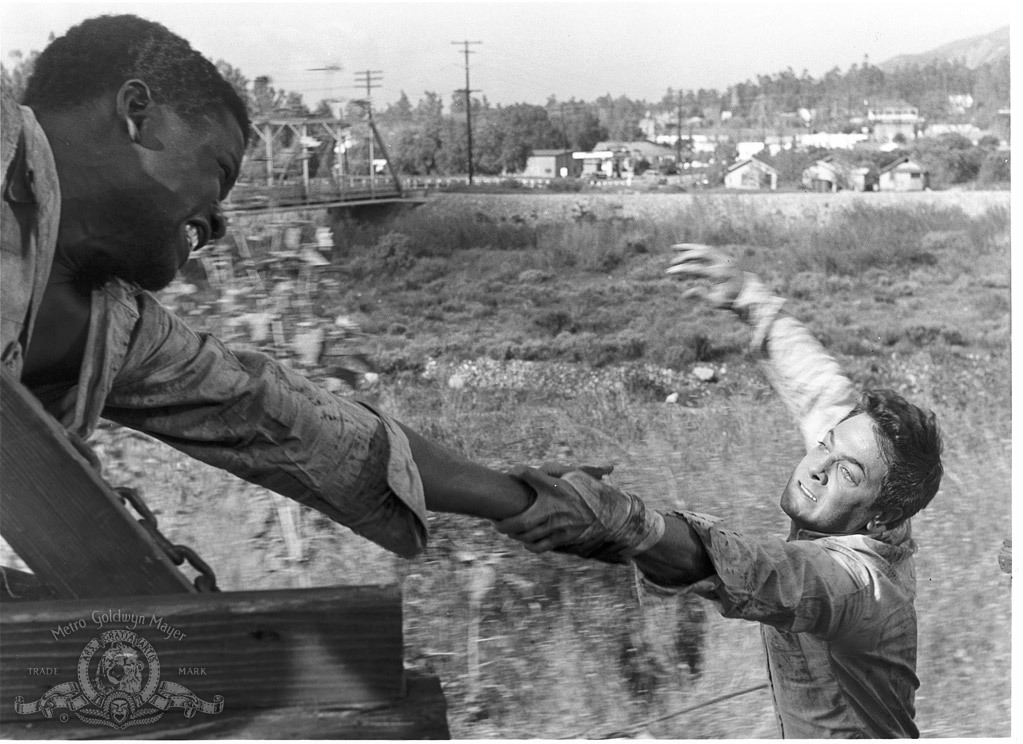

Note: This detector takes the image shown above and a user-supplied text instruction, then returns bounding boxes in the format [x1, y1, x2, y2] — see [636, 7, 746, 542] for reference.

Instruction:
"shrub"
[533, 309, 575, 336]
[977, 152, 1010, 185]
[546, 178, 585, 193]
[788, 202, 983, 276]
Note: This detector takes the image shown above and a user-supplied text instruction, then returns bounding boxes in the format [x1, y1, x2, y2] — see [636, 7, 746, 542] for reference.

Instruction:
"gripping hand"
[495, 463, 664, 565]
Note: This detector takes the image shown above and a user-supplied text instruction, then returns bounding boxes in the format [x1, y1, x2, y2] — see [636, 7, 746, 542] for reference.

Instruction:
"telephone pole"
[354, 70, 383, 178]
[675, 92, 684, 165]
[451, 40, 481, 184]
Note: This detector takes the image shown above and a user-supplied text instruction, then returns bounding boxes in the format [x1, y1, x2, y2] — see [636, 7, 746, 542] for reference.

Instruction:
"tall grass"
[781, 201, 1011, 275]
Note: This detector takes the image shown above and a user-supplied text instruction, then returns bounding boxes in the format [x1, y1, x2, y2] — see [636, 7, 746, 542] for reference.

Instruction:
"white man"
[497, 244, 943, 738]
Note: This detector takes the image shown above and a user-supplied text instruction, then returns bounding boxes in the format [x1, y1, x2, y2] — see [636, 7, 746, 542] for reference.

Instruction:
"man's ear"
[871, 506, 905, 532]
[115, 79, 164, 150]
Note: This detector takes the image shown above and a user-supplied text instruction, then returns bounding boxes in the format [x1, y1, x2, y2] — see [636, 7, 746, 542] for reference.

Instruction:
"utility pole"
[308, 64, 343, 180]
[354, 70, 383, 180]
[675, 92, 684, 165]
[451, 40, 481, 184]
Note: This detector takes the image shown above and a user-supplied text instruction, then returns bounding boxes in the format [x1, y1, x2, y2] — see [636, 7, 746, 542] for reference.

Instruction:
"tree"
[1, 44, 45, 102]
[976, 151, 1009, 185]
[706, 140, 738, 185]
[215, 60, 250, 112]
[380, 92, 414, 123]
[484, 103, 562, 172]
[251, 76, 287, 118]
[383, 91, 446, 175]
[911, 133, 983, 186]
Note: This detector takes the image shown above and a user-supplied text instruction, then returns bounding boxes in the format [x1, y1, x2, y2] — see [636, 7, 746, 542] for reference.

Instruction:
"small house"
[582, 141, 679, 177]
[573, 150, 627, 179]
[723, 158, 777, 190]
[802, 158, 849, 192]
[879, 157, 929, 192]
[849, 163, 880, 192]
[522, 149, 579, 178]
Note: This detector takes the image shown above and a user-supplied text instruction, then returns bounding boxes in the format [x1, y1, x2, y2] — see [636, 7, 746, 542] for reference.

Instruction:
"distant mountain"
[879, 26, 1009, 71]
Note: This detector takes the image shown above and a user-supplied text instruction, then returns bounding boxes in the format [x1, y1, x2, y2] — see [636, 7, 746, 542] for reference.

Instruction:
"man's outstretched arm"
[631, 513, 715, 586]
[399, 423, 534, 519]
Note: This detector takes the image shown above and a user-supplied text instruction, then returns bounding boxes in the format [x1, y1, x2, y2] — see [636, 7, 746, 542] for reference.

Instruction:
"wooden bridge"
[224, 175, 424, 213]
[225, 115, 425, 214]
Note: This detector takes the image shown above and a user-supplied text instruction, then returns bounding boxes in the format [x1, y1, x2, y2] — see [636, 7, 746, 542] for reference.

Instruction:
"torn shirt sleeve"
[100, 291, 427, 557]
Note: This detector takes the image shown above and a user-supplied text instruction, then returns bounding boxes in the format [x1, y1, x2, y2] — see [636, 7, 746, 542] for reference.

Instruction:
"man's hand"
[667, 243, 785, 346]
[666, 243, 746, 311]
[494, 463, 664, 564]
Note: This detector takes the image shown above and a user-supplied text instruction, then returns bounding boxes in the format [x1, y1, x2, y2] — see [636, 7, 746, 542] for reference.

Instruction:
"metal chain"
[115, 487, 219, 592]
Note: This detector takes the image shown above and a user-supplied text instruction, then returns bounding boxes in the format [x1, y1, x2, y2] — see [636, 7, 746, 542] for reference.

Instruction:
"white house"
[723, 158, 778, 190]
[879, 157, 929, 191]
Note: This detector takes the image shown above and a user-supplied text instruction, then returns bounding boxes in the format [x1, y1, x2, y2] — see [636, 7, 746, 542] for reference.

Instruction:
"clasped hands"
[494, 461, 615, 558]
[495, 244, 743, 563]
[497, 460, 666, 564]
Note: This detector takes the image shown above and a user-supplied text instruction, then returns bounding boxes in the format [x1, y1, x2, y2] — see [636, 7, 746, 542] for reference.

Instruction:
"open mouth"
[185, 221, 208, 252]
[799, 482, 818, 503]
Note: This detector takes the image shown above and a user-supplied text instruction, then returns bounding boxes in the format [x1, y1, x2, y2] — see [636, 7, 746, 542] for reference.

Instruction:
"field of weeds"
[76, 191, 1008, 737]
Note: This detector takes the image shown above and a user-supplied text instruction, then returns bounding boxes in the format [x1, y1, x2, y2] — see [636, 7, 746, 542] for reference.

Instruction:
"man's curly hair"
[23, 14, 250, 145]
[844, 389, 943, 523]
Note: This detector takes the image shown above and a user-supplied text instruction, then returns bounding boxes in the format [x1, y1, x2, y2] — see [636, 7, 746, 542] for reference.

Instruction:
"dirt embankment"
[422, 189, 1010, 224]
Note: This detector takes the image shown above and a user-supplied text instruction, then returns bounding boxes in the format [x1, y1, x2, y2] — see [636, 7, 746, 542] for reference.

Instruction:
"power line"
[353, 70, 384, 180]
[353, 69, 383, 104]
[451, 40, 481, 184]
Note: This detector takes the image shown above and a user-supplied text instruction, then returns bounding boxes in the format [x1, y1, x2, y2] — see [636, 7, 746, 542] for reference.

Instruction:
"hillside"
[879, 25, 1009, 71]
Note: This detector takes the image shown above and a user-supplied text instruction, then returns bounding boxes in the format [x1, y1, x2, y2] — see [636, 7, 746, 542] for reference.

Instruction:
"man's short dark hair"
[847, 389, 943, 523]
[22, 14, 250, 146]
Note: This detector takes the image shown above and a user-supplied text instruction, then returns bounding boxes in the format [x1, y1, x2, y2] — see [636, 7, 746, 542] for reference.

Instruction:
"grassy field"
[85, 191, 1009, 738]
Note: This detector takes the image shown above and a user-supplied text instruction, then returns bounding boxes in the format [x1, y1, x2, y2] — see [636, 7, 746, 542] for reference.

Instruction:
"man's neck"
[21, 263, 93, 389]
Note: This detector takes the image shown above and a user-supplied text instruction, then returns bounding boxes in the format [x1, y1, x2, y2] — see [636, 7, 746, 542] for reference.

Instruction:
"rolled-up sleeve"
[102, 292, 427, 557]
[642, 511, 870, 641]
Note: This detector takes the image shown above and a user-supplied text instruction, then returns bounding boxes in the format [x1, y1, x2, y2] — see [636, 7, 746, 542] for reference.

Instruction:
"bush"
[533, 309, 575, 336]
[546, 177, 585, 193]
[977, 151, 1010, 184]
[788, 202, 983, 275]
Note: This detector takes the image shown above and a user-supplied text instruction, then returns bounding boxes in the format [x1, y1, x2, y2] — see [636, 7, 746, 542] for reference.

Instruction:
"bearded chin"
[78, 193, 183, 291]
[116, 239, 181, 291]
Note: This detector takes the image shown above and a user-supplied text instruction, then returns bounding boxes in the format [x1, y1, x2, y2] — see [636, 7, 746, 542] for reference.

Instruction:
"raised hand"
[666, 243, 746, 310]
[667, 243, 785, 343]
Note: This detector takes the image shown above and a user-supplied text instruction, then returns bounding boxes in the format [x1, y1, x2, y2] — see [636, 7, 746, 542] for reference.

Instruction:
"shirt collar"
[3, 130, 34, 205]
[793, 518, 915, 553]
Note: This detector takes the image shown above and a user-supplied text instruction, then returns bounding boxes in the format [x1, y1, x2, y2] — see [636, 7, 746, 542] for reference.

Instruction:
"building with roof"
[723, 158, 778, 190]
[522, 149, 579, 178]
[879, 157, 929, 191]
[802, 158, 849, 192]
[591, 140, 679, 174]
[867, 100, 924, 144]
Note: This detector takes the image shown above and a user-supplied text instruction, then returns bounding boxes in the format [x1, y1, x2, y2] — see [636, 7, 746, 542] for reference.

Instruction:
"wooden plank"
[0, 366, 194, 598]
[0, 673, 449, 739]
[0, 585, 407, 725]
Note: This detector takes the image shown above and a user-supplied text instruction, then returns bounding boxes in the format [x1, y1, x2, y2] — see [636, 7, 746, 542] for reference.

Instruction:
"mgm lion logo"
[14, 630, 223, 729]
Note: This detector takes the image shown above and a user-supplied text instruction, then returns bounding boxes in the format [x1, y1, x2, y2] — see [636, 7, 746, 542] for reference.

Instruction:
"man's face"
[66, 104, 244, 291]
[780, 413, 889, 534]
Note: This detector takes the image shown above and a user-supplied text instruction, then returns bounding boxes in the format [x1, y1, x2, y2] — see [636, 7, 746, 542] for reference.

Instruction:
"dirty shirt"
[1, 96, 427, 557]
[644, 314, 921, 738]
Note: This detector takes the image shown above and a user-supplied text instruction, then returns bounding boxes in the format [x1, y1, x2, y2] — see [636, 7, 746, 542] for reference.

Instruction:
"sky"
[0, 1, 1012, 109]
